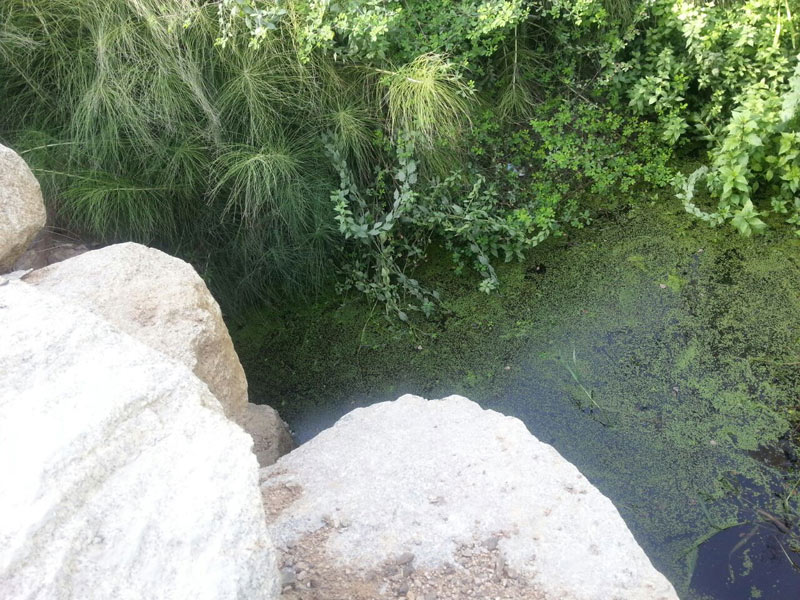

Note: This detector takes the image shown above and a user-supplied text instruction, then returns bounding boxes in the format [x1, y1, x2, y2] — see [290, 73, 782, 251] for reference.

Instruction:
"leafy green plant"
[219, 0, 531, 69]
[325, 98, 672, 318]
[609, 0, 800, 235]
[441, 99, 673, 291]
[325, 130, 439, 321]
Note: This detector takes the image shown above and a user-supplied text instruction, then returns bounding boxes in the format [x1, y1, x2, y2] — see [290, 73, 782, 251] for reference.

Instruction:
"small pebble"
[484, 536, 500, 551]
[383, 564, 399, 577]
[279, 568, 296, 586]
[494, 555, 505, 574]
[395, 552, 415, 565]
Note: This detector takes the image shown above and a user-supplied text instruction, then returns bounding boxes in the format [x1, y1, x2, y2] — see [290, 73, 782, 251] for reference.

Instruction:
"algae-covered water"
[232, 204, 800, 599]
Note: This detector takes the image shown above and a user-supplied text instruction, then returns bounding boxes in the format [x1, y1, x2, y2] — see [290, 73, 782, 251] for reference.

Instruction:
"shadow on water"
[691, 522, 799, 599]
[238, 207, 800, 599]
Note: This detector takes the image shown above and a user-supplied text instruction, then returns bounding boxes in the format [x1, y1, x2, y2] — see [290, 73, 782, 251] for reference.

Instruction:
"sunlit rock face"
[24, 242, 293, 466]
[0, 144, 46, 272]
[261, 394, 679, 600]
[0, 281, 280, 600]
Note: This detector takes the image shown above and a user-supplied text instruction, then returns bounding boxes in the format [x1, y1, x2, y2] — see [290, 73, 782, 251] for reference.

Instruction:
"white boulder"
[0, 144, 47, 271]
[261, 394, 678, 600]
[24, 242, 293, 465]
[0, 281, 279, 600]
[23, 243, 248, 415]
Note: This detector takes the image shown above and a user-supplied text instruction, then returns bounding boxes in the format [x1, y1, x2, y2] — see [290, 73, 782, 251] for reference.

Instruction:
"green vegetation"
[0, 0, 340, 307]
[4, 0, 798, 315]
[614, 0, 800, 235]
[2, 1, 800, 595]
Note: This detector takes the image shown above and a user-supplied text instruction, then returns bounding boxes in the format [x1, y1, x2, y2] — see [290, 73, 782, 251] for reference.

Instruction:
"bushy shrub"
[218, 0, 531, 68]
[608, 0, 800, 235]
[326, 99, 673, 320]
[1, 0, 676, 316]
[10, 0, 792, 318]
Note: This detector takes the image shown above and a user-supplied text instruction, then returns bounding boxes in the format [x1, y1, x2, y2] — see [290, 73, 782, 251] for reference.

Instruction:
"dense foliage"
[611, 0, 800, 235]
[0, 0, 338, 307]
[1, 0, 798, 317]
[325, 100, 671, 319]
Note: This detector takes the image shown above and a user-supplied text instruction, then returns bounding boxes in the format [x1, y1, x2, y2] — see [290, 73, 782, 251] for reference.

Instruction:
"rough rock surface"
[0, 281, 279, 600]
[24, 242, 293, 465]
[24, 243, 248, 415]
[260, 394, 678, 600]
[0, 144, 47, 271]
[239, 403, 297, 468]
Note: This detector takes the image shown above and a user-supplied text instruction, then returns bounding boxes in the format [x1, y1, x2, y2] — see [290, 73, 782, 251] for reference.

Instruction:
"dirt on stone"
[262, 481, 303, 523]
[275, 525, 547, 600]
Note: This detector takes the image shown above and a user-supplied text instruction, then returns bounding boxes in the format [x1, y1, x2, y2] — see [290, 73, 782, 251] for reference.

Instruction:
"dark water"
[240, 210, 800, 599]
[692, 523, 799, 599]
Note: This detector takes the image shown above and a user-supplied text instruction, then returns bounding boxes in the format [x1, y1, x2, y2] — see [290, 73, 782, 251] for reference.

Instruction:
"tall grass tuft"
[0, 0, 530, 310]
[0, 0, 341, 308]
[382, 53, 473, 146]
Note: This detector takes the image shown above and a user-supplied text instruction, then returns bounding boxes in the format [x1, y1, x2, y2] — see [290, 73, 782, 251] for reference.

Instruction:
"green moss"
[230, 202, 800, 597]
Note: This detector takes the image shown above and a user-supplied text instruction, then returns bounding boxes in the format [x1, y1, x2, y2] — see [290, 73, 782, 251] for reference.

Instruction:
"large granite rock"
[24, 243, 248, 415]
[0, 144, 47, 271]
[261, 394, 678, 600]
[0, 281, 279, 600]
[24, 242, 293, 466]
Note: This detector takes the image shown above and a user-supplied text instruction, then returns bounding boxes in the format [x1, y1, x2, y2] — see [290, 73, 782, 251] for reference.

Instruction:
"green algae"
[230, 203, 800, 598]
